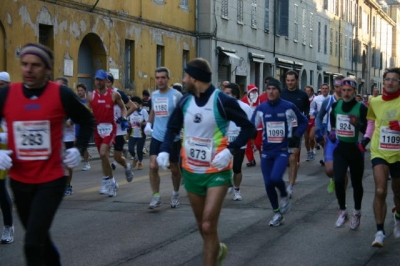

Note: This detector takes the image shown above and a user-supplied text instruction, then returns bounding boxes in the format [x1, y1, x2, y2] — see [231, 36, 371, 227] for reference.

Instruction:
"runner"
[368, 68, 400, 247]
[315, 76, 344, 193]
[304, 85, 316, 161]
[87, 69, 130, 197]
[280, 70, 310, 197]
[329, 78, 368, 229]
[253, 78, 308, 226]
[75, 83, 91, 171]
[157, 58, 255, 265]
[141, 90, 151, 155]
[0, 43, 94, 264]
[144, 67, 183, 209]
[223, 82, 253, 201]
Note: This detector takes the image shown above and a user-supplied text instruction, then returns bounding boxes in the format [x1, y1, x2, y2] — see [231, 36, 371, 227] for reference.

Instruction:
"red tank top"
[91, 89, 115, 124]
[4, 82, 66, 183]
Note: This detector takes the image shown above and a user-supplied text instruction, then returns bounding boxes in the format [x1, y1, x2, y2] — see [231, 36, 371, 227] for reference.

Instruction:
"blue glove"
[312, 110, 318, 116]
[328, 129, 337, 143]
[116, 117, 129, 130]
[315, 129, 324, 144]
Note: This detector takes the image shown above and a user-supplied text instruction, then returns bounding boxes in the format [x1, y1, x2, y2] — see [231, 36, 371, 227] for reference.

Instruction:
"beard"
[343, 94, 355, 102]
[186, 83, 196, 95]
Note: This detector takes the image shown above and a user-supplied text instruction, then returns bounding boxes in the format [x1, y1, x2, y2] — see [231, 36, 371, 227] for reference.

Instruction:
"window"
[366, 14, 369, 34]
[335, 0, 340, 16]
[358, 7, 362, 29]
[156, 45, 164, 67]
[302, 9, 306, 45]
[335, 30, 338, 57]
[124, 40, 135, 89]
[277, 0, 289, 36]
[372, 47, 376, 68]
[323, 0, 328, 10]
[324, 24, 328, 54]
[318, 22, 321, 52]
[294, 5, 299, 41]
[180, 0, 188, 10]
[309, 13, 314, 47]
[222, 0, 228, 18]
[39, 24, 53, 49]
[372, 16, 376, 37]
[251, 0, 257, 28]
[264, 0, 270, 32]
[237, 0, 244, 24]
[330, 27, 333, 55]
[310, 70, 314, 85]
[182, 50, 189, 79]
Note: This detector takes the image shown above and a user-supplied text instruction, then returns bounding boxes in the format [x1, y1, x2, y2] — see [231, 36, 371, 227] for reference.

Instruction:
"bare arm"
[126, 100, 138, 117]
[113, 92, 127, 118]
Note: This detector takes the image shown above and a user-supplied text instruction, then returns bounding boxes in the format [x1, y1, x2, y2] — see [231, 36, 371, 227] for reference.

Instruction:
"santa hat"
[247, 84, 258, 93]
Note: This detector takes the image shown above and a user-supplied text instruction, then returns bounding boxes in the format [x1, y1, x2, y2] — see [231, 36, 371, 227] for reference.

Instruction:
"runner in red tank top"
[0, 43, 94, 266]
[87, 69, 129, 197]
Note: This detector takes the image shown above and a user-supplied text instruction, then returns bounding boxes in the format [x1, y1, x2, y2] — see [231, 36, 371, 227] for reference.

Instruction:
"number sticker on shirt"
[13, 120, 51, 160]
[185, 137, 213, 167]
[226, 129, 240, 143]
[97, 123, 113, 138]
[336, 114, 355, 137]
[379, 126, 400, 151]
[266, 122, 285, 143]
[154, 97, 169, 117]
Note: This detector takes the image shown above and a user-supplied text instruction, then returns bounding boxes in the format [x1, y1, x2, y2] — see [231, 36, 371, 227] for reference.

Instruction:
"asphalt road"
[1, 147, 400, 266]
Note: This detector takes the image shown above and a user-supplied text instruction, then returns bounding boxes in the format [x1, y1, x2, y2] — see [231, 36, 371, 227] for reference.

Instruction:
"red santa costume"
[241, 84, 267, 166]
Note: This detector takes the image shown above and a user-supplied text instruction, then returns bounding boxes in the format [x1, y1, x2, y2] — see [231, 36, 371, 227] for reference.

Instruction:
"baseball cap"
[95, 70, 108, 80]
[0, 72, 10, 82]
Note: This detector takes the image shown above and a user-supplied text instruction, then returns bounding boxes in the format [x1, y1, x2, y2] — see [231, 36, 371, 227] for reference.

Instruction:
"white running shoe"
[99, 179, 110, 194]
[233, 189, 242, 201]
[149, 195, 161, 209]
[279, 196, 291, 214]
[108, 181, 119, 197]
[1, 225, 14, 244]
[371, 231, 386, 247]
[350, 210, 361, 230]
[125, 164, 134, 182]
[313, 148, 317, 155]
[335, 210, 348, 227]
[82, 162, 91, 171]
[170, 192, 180, 208]
[269, 213, 284, 227]
[393, 212, 400, 238]
[286, 185, 293, 199]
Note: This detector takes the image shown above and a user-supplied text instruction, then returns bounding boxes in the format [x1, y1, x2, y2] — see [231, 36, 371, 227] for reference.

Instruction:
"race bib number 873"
[13, 120, 51, 160]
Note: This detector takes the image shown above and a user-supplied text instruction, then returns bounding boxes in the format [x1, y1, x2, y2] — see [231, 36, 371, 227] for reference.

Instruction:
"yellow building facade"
[0, 0, 196, 95]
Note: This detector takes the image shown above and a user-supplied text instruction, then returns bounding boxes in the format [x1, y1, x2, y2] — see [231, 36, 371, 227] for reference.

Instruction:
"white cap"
[0, 72, 10, 82]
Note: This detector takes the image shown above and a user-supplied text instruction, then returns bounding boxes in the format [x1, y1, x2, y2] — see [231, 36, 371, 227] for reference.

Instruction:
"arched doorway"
[300, 69, 307, 90]
[78, 33, 107, 91]
[0, 22, 6, 71]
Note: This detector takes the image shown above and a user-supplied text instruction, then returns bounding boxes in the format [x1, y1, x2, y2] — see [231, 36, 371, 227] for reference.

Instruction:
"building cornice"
[365, 0, 396, 26]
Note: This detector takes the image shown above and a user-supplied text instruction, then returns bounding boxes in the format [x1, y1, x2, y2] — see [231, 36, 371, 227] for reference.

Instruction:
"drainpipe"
[196, 0, 199, 57]
[273, 0, 277, 58]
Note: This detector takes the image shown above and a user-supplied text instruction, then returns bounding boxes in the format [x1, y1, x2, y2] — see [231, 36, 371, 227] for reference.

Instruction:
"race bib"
[266, 122, 285, 143]
[154, 97, 169, 117]
[13, 120, 51, 160]
[185, 136, 213, 167]
[131, 116, 142, 129]
[226, 129, 240, 143]
[379, 126, 400, 151]
[97, 123, 113, 138]
[336, 114, 355, 138]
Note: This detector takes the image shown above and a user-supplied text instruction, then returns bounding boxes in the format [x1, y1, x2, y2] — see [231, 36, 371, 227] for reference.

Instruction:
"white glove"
[0, 150, 12, 170]
[63, 148, 81, 168]
[211, 148, 233, 170]
[156, 152, 170, 170]
[144, 122, 153, 135]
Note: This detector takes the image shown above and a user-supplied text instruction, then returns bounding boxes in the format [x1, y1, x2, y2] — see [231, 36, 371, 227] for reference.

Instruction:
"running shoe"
[149, 195, 161, 209]
[125, 164, 134, 182]
[142, 147, 147, 154]
[335, 210, 348, 227]
[64, 186, 73, 196]
[99, 179, 110, 194]
[393, 211, 400, 238]
[306, 151, 313, 161]
[279, 196, 291, 214]
[170, 192, 180, 208]
[108, 181, 119, 197]
[286, 185, 293, 199]
[327, 179, 335, 194]
[319, 159, 325, 166]
[1, 226, 14, 244]
[111, 162, 116, 170]
[137, 162, 143, 170]
[371, 231, 386, 247]
[131, 157, 138, 168]
[233, 189, 243, 201]
[82, 162, 91, 171]
[217, 243, 228, 266]
[269, 213, 284, 227]
[313, 148, 317, 155]
[350, 210, 361, 230]
[246, 160, 256, 167]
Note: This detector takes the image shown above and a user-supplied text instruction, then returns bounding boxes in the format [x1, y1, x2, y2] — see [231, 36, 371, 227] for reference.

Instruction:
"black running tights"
[0, 178, 13, 226]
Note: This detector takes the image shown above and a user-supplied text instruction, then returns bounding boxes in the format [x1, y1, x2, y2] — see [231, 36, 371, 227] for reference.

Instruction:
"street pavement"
[1, 145, 400, 266]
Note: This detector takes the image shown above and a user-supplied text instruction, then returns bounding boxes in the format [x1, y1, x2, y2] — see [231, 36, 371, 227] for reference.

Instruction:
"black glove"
[360, 137, 370, 149]
[288, 135, 300, 148]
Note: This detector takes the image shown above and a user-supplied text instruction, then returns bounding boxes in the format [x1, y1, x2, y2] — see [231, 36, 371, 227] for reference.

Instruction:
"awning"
[249, 52, 265, 63]
[222, 51, 240, 60]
